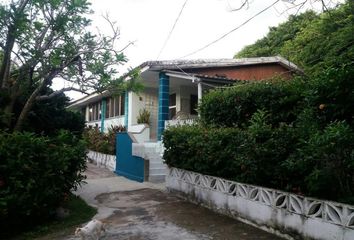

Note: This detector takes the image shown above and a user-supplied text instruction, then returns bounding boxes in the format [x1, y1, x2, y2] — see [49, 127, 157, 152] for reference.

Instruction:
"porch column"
[157, 72, 169, 141]
[100, 98, 106, 133]
[198, 81, 202, 102]
[124, 91, 129, 128]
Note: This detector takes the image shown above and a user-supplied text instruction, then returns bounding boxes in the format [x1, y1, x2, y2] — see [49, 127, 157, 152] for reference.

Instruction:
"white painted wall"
[166, 168, 354, 240]
[87, 150, 116, 171]
[86, 120, 100, 129]
[128, 89, 158, 141]
[128, 124, 150, 143]
[103, 116, 125, 132]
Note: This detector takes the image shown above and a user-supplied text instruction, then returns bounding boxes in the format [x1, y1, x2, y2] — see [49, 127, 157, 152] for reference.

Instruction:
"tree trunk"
[13, 84, 42, 132]
[0, 0, 31, 88]
[0, 26, 15, 88]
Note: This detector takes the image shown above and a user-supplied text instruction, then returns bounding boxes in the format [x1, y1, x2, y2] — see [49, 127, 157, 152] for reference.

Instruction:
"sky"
[64, 0, 339, 99]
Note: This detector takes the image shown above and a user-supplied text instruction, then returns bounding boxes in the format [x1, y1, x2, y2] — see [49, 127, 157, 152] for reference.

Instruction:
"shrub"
[163, 120, 297, 189]
[199, 80, 303, 128]
[0, 130, 87, 230]
[284, 121, 354, 203]
[164, 65, 354, 203]
[83, 125, 126, 155]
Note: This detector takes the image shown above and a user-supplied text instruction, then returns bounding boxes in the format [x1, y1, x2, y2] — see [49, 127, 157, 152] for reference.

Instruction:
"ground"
[56, 163, 282, 239]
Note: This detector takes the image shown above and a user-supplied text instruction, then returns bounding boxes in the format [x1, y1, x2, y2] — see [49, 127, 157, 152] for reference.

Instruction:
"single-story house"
[68, 56, 301, 142]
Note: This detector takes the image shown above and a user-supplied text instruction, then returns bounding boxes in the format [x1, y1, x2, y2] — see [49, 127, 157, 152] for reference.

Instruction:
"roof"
[68, 56, 302, 109]
[137, 56, 302, 73]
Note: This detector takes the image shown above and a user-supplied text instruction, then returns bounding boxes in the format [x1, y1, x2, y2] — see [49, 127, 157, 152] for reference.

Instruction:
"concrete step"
[150, 162, 166, 168]
[148, 174, 166, 183]
[149, 167, 167, 175]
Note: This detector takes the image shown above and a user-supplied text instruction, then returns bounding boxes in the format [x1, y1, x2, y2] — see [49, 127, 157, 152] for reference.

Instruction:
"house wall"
[128, 88, 158, 141]
[178, 85, 198, 115]
[189, 63, 293, 81]
[103, 116, 125, 132]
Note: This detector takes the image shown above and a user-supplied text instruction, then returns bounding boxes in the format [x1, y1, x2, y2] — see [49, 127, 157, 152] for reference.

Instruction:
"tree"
[235, 1, 354, 76]
[0, 0, 139, 131]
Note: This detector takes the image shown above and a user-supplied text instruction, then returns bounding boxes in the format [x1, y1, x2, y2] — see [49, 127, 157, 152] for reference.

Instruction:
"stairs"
[132, 142, 167, 183]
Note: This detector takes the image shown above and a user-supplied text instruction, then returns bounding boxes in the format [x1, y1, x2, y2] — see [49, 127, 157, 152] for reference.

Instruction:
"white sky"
[61, 0, 340, 99]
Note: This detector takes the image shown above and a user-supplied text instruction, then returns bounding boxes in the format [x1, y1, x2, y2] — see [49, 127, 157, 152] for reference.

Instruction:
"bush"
[199, 79, 303, 128]
[0, 130, 87, 230]
[163, 118, 298, 189]
[83, 125, 126, 155]
[164, 65, 354, 203]
[284, 121, 354, 203]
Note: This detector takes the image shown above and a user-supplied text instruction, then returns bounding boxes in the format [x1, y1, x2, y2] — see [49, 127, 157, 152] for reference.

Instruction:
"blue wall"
[115, 132, 145, 182]
[157, 72, 170, 140]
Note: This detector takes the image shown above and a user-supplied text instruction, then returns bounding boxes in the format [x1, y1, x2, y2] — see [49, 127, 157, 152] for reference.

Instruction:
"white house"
[68, 57, 301, 182]
[68, 56, 301, 140]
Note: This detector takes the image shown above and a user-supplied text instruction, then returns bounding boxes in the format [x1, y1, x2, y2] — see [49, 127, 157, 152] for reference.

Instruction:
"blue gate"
[115, 132, 145, 182]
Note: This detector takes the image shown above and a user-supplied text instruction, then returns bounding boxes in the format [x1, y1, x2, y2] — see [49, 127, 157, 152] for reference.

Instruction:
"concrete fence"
[87, 150, 116, 171]
[166, 167, 354, 240]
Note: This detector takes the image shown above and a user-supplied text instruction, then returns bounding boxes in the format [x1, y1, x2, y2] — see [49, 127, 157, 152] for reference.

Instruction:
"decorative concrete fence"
[87, 150, 115, 171]
[166, 167, 354, 240]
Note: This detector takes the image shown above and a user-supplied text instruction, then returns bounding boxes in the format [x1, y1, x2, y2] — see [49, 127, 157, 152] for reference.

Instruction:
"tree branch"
[36, 87, 89, 101]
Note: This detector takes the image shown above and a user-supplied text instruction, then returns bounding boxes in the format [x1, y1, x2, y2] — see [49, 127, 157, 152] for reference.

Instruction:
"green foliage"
[137, 108, 151, 124]
[23, 89, 85, 136]
[236, 11, 318, 58]
[199, 80, 303, 128]
[235, 1, 354, 76]
[0, 0, 140, 131]
[285, 122, 354, 203]
[164, 65, 354, 203]
[0, 130, 87, 231]
[163, 122, 297, 189]
[2, 194, 96, 239]
[83, 125, 126, 155]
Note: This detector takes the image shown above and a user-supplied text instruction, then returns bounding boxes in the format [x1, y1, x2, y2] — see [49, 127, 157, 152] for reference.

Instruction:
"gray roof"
[137, 56, 302, 73]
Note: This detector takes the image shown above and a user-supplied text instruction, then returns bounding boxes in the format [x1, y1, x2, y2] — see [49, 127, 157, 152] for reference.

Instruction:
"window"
[105, 98, 111, 118]
[120, 95, 125, 116]
[88, 102, 101, 121]
[88, 94, 125, 121]
[190, 95, 198, 115]
[169, 93, 176, 119]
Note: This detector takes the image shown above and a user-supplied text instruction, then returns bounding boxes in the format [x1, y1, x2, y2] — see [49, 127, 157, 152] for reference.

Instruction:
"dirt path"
[62, 163, 282, 240]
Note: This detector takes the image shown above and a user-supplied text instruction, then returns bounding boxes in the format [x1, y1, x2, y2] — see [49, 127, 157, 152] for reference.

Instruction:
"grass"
[8, 194, 97, 240]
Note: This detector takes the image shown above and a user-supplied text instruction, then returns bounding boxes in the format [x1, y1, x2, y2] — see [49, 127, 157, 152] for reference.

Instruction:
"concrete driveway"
[66, 163, 282, 240]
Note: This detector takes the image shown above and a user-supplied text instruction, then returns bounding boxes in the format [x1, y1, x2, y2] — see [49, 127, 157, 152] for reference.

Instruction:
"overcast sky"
[64, 0, 340, 99]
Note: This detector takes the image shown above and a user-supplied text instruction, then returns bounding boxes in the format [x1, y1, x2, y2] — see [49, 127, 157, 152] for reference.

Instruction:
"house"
[68, 56, 301, 182]
[68, 56, 301, 140]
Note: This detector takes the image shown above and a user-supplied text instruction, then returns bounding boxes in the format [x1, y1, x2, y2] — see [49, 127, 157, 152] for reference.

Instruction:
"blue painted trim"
[124, 91, 129, 127]
[115, 132, 145, 183]
[157, 72, 169, 140]
[100, 98, 106, 133]
[115, 169, 144, 182]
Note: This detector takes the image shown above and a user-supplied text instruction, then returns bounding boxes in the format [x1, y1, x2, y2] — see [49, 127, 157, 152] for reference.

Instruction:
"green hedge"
[199, 80, 303, 128]
[0, 130, 87, 230]
[163, 64, 354, 203]
[163, 115, 298, 190]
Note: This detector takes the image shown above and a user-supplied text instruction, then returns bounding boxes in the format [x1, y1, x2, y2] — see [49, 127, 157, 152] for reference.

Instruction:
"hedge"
[163, 64, 354, 203]
[199, 79, 303, 128]
[0, 130, 87, 231]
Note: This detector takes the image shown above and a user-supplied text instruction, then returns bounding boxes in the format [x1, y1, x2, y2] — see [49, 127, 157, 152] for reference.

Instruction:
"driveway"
[66, 163, 282, 240]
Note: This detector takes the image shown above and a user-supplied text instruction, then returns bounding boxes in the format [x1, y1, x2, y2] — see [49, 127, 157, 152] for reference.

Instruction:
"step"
[149, 167, 167, 175]
[148, 174, 166, 183]
[150, 162, 166, 168]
